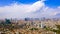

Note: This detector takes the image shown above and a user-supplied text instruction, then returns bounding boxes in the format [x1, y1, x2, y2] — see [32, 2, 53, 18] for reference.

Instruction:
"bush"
[29, 28, 38, 30]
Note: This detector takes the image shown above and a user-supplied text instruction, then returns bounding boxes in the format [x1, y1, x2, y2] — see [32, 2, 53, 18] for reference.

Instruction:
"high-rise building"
[5, 19, 11, 24]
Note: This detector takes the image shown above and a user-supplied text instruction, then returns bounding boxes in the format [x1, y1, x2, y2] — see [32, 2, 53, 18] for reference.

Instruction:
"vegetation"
[29, 28, 38, 30]
[52, 25, 60, 34]
[44, 25, 60, 34]
[0, 19, 60, 34]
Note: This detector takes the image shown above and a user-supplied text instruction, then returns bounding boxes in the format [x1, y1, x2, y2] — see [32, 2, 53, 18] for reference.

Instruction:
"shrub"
[29, 28, 38, 30]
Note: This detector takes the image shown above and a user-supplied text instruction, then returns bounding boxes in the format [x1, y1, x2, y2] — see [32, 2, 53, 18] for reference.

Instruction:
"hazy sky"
[0, 0, 60, 19]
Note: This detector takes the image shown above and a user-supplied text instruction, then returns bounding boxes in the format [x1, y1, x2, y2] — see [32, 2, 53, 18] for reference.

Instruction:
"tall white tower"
[41, 22, 43, 28]
[40, 22, 45, 28]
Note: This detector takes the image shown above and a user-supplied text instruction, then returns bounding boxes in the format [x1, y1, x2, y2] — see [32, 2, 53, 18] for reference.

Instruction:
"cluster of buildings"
[0, 18, 60, 28]
[0, 18, 60, 34]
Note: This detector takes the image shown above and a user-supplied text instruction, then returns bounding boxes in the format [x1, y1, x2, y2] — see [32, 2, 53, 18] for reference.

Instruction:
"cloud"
[0, 1, 45, 19]
[41, 0, 46, 1]
[40, 6, 60, 18]
[27, 1, 44, 12]
[58, 6, 60, 8]
[0, 0, 60, 19]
